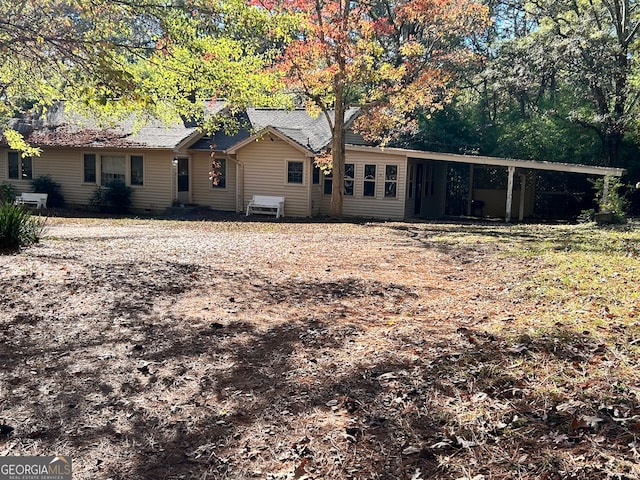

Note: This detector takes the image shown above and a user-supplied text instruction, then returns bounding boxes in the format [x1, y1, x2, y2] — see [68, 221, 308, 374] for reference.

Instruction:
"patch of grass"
[417, 221, 640, 478]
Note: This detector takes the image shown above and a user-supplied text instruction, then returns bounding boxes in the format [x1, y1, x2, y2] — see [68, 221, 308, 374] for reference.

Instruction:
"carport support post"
[505, 166, 515, 222]
[467, 164, 475, 216]
[602, 176, 611, 206]
[519, 173, 527, 221]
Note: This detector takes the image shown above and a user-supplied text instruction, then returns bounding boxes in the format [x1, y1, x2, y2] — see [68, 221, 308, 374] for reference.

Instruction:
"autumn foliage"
[252, 0, 489, 215]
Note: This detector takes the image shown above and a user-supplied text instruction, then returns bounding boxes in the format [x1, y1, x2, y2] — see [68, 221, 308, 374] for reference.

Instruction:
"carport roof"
[346, 145, 626, 177]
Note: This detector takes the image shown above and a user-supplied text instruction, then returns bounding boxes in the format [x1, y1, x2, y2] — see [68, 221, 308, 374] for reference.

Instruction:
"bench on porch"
[15, 193, 48, 209]
[246, 195, 285, 218]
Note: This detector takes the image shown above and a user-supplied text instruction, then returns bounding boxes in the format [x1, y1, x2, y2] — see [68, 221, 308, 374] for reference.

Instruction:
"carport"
[347, 145, 626, 221]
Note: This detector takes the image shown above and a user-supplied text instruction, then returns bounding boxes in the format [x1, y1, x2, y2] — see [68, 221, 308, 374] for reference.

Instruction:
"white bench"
[246, 195, 285, 218]
[15, 192, 48, 209]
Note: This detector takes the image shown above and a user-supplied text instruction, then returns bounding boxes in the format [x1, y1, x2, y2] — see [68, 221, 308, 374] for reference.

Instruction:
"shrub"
[0, 183, 16, 204]
[0, 202, 47, 252]
[31, 175, 65, 208]
[90, 180, 133, 213]
[592, 177, 628, 223]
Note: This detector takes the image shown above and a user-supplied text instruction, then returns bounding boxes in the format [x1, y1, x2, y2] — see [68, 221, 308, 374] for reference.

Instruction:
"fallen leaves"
[1, 218, 640, 480]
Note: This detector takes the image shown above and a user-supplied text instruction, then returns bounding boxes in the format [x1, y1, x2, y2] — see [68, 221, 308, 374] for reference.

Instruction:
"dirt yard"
[1, 215, 638, 479]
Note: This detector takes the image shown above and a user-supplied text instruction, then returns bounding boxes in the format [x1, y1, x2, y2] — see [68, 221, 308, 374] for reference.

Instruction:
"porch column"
[518, 173, 527, 221]
[505, 166, 515, 222]
[602, 176, 611, 206]
[234, 156, 244, 213]
[467, 164, 474, 216]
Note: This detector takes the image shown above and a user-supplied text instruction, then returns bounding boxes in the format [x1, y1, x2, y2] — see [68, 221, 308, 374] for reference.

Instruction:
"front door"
[177, 157, 190, 204]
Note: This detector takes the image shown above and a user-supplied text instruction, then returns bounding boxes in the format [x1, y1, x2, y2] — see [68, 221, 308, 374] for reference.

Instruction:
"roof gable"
[188, 107, 361, 154]
[226, 126, 316, 156]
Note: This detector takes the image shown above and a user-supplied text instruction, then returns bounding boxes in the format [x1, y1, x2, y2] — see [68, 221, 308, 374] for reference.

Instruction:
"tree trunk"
[602, 127, 623, 167]
[330, 80, 346, 218]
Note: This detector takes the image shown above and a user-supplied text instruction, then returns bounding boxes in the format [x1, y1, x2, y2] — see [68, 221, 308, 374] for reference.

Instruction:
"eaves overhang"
[346, 145, 626, 176]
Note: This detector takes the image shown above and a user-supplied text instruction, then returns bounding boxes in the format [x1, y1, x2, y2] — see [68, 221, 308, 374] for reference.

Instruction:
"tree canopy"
[0, 0, 287, 150]
[438, 0, 640, 171]
[253, 0, 489, 216]
[3, 0, 640, 199]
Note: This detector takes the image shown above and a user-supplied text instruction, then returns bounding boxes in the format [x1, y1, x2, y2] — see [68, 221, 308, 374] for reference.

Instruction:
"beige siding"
[1, 148, 98, 205]
[311, 183, 322, 215]
[190, 152, 237, 211]
[238, 138, 311, 217]
[319, 149, 407, 220]
[1, 147, 174, 212]
[129, 151, 174, 212]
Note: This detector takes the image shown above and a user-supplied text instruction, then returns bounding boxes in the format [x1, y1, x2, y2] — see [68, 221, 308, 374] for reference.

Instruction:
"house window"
[8, 152, 32, 180]
[324, 164, 355, 195]
[130, 155, 144, 186]
[313, 164, 320, 185]
[344, 163, 354, 196]
[323, 171, 333, 195]
[211, 158, 226, 189]
[101, 155, 126, 184]
[287, 161, 304, 184]
[8, 152, 19, 179]
[364, 164, 376, 197]
[385, 165, 398, 198]
[83, 154, 96, 183]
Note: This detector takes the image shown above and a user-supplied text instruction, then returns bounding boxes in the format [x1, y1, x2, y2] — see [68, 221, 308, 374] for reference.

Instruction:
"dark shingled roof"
[2, 103, 360, 153]
[188, 107, 361, 153]
[2, 103, 218, 150]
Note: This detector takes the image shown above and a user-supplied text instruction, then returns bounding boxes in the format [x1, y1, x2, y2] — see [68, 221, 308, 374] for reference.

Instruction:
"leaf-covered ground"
[1, 214, 639, 479]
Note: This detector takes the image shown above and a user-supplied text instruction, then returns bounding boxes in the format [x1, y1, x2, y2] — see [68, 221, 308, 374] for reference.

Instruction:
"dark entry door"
[177, 157, 190, 204]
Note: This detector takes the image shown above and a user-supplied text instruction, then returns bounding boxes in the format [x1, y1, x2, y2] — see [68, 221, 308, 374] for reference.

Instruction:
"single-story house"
[0, 104, 625, 221]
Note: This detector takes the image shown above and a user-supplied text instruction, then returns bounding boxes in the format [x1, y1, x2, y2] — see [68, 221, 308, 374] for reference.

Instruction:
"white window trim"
[384, 164, 399, 199]
[363, 163, 377, 199]
[82, 153, 97, 184]
[7, 151, 33, 181]
[84, 153, 145, 187]
[130, 155, 145, 187]
[285, 159, 305, 186]
[344, 162, 355, 196]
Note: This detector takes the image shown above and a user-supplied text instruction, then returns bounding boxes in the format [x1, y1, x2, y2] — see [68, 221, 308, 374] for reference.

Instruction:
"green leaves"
[472, 0, 640, 166]
[2, 130, 42, 158]
[0, 0, 290, 134]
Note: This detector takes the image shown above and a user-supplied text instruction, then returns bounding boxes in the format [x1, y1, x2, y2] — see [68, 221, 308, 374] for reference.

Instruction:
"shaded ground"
[1, 215, 639, 479]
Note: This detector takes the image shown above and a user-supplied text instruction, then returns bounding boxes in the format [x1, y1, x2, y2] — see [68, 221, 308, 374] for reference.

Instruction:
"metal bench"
[246, 195, 285, 218]
[15, 193, 48, 209]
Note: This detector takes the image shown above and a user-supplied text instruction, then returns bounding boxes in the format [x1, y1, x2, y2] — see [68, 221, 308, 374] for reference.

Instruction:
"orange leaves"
[259, 0, 489, 149]
[397, 0, 490, 34]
